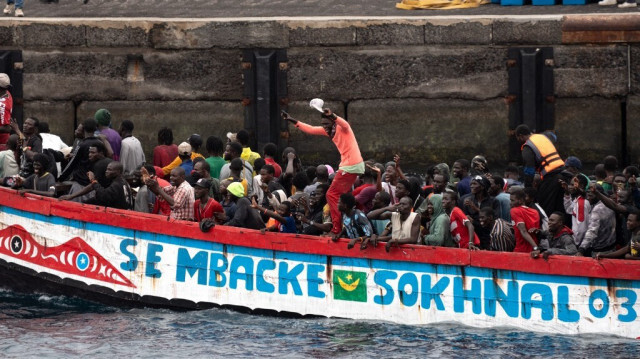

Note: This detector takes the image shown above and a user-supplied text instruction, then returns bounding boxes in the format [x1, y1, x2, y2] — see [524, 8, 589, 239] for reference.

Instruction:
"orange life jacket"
[522, 134, 564, 177]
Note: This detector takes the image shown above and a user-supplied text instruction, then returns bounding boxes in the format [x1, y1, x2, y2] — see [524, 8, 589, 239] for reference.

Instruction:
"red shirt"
[264, 157, 282, 178]
[450, 207, 480, 249]
[194, 198, 224, 222]
[0, 91, 12, 148]
[153, 144, 179, 168]
[152, 178, 172, 216]
[510, 206, 540, 252]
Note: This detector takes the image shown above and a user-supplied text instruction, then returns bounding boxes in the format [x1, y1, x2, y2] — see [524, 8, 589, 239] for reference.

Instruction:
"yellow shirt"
[241, 147, 261, 167]
[162, 152, 204, 176]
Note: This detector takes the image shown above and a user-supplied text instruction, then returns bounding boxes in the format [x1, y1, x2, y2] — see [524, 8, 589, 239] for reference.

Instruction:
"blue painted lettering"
[521, 283, 554, 321]
[256, 259, 276, 293]
[208, 252, 228, 287]
[307, 264, 326, 299]
[145, 243, 163, 278]
[616, 289, 637, 322]
[483, 279, 518, 318]
[420, 275, 449, 311]
[278, 262, 304, 296]
[119, 239, 138, 271]
[557, 286, 580, 323]
[373, 270, 397, 305]
[398, 273, 419, 307]
[588, 289, 610, 319]
[454, 277, 482, 314]
[229, 256, 254, 291]
[176, 248, 208, 285]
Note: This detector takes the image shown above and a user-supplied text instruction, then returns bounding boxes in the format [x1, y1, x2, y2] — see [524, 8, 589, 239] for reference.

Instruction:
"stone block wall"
[6, 15, 638, 170]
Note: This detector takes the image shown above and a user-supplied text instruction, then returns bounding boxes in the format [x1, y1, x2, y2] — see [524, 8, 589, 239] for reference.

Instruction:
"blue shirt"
[342, 209, 373, 239]
[280, 216, 297, 234]
[179, 159, 194, 174]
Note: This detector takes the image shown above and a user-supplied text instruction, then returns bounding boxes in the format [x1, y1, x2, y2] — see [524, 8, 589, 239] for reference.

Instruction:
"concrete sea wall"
[4, 15, 640, 169]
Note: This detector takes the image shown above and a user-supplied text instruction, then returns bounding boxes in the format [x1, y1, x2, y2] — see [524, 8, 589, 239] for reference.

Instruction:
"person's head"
[276, 201, 292, 217]
[38, 121, 50, 134]
[471, 155, 488, 174]
[565, 156, 583, 175]
[94, 109, 111, 128]
[229, 158, 243, 174]
[206, 135, 224, 156]
[0, 73, 11, 91]
[119, 120, 134, 136]
[433, 174, 448, 193]
[281, 147, 297, 163]
[570, 174, 590, 196]
[613, 173, 627, 191]
[32, 153, 50, 175]
[225, 142, 243, 161]
[88, 142, 107, 162]
[604, 155, 618, 173]
[478, 207, 495, 229]
[338, 193, 356, 214]
[594, 164, 607, 181]
[105, 161, 123, 180]
[23, 117, 39, 136]
[372, 190, 391, 209]
[320, 116, 334, 136]
[263, 143, 278, 159]
[253, 158, 265, 174]
[158, 127, 174, 146]
[260, 164, 276, 184]
[523, 187, 537, 206]
[624, 166, 640, 180]
[188, 134, 203, 153]
[548, 212, 565, 234]
[169, 167, 186, 186]
[6, 134, 18, 151]
[219, 179, 232, 197]
[178, 142, 192, 160]
[143, 164, 157, 178]
[617, 189, 631, 205]
[74, 123, 85, 140]
[395, 179, 411, 200]
[83, 118, 98, 136]
[193, 159, 211, 179]
[433, 163, 450, 181]
[470, 175, 490, 196]
[442, 191, 458, 211]
[587, 184, 605, 205]
[504, 165, 520, 180]
[510, 188, 526, 208]
[311, 183, 329, 208]
[293, 172, 310, 192]
[384, 162, 397, 183]
[627, 211, 640, 232]
[227, 181, 245, 201]
[514, 124, 532, 144]
[236, 130, 250, 147]
[452, 159, 470, 179]
[193, 178, 212, 200]
[488, 176, 505, 197]
[316, 164, 329, 182]
[398, 196, 413, 215]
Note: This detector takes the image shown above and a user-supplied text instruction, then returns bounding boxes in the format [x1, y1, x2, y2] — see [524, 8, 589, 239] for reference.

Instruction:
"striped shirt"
[490, 218, 515, 252]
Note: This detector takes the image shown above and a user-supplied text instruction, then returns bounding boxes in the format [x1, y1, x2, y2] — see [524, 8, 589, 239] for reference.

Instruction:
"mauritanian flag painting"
[333, 269, 367, 302]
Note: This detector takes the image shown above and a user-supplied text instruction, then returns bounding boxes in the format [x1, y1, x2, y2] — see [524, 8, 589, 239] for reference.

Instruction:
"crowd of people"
[0, 72, 638, 261]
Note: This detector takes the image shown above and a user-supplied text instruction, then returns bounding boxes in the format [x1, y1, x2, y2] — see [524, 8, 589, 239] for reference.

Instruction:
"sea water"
[0, 288, 638, 358]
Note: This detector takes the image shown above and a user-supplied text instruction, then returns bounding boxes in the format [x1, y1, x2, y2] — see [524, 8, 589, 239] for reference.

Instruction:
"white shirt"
[120, 136, 146, 175]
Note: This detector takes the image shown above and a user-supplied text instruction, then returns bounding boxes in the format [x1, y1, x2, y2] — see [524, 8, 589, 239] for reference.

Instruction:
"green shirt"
[206, 156, 227, 179]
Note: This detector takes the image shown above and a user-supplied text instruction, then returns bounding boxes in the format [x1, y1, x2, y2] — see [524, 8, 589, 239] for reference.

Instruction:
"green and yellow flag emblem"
[333, 270, 367, 302]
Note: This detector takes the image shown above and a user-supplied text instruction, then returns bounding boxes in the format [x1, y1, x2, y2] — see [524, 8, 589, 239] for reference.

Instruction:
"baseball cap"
[178, 142, 192, 156]
[194, 178, 212, 189]
[0, 73, 10, 89]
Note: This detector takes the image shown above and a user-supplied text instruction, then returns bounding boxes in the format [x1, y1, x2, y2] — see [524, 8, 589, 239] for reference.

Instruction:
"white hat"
[178, 142, 192, 156]
[0, 73, 10, 89]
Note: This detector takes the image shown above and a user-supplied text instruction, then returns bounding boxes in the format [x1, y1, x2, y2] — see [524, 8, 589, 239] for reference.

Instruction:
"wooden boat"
[0, 187, 638, 338]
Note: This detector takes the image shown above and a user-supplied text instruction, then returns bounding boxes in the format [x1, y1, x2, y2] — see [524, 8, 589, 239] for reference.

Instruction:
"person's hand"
[9, 118, 20, 134]
[18, 189, 28, 196]
[559, 179, 569, 194]
[323, 108, 336, 119]
[296, 213, 308, 224]
[389, 203, 401, 212]
[385, 238, 397, 253]
[393, 154, 401, 167]
[594, 252, 602, 260]
[630, 175, 637, 188]
[14, 176, 23, 187]
[287, 152, 296, 162]
[575, 251, 584, 257]
[528, 228, 540, 236]
[366, 163, 381, 174]
[530, 250, 540, 259]
[59, 194, 72, 201]
[631, 242, 640, 251]
[588, 182, 597, 193]
[145, 178, 159, 193]
[251, 197, 259, 209]
[542, 251, 551, 260]
[214, 211, 227, 222]
[330, 232, 340, 242]
[469, 243, 480, 251]
[87, 171, 96, 182]
[281, 111, 297, 124]
[604, 175, 614, 184]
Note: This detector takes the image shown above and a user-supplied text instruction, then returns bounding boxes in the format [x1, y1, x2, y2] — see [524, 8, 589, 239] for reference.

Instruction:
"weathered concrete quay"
[2, 9, 640, 167]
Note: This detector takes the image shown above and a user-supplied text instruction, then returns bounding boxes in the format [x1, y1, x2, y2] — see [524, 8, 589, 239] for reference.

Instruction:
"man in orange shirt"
[284, 108, 364, 240]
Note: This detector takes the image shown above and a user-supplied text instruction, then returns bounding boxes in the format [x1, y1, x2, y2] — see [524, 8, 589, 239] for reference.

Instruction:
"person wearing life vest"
[515, 124, 566, 218]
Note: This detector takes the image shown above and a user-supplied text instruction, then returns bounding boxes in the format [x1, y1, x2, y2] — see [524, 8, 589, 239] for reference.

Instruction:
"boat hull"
[0, 189, 638, 338]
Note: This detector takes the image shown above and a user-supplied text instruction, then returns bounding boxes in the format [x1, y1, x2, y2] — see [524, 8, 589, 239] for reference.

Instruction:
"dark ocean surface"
[0, 288, 638, 358]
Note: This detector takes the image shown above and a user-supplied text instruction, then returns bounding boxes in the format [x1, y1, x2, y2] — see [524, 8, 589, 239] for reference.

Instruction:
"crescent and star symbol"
[337, 273, 360, 292]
